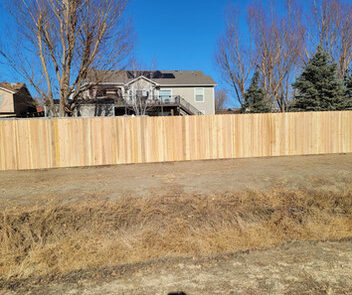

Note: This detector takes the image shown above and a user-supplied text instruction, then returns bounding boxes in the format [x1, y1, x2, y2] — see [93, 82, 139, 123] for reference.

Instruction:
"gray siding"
[159, 86, 215, 115]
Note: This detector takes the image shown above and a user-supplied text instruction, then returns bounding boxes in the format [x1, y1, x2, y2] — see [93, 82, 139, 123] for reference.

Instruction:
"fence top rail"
[0, 110, 352, 122]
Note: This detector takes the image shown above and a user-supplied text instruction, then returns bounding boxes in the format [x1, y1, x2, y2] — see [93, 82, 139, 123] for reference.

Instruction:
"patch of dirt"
[1, 154, 352, 207]
[1, 154, 352, 294]
[2, 240, 352, 294]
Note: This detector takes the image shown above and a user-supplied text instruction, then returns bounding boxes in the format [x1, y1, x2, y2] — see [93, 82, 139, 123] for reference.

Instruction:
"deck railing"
[115, 95, 202, 115]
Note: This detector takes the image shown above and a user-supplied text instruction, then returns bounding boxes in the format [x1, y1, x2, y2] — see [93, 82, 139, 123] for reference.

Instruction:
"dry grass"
[1, 188, 352, 281]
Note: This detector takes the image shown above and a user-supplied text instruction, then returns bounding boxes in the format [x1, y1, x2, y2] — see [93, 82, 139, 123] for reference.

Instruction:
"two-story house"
[0, 83, 37, 118]
[80, 70, 216, 117]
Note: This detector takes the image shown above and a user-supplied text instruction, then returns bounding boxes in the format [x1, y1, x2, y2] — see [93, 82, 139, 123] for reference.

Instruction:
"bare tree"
[311, 0, 352, 78]
[123, 58, 158, 116]
[216, 0, 305, 111]
[215, 5, 254, 107]
[248, 0, 305, 111]
[215, 89, 228, 111]
[0, 0, 132, 116]
[125, 78, 157, 116]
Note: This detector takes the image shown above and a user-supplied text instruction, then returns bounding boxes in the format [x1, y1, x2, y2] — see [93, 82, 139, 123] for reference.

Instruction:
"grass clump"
[1, 189, 352, 280]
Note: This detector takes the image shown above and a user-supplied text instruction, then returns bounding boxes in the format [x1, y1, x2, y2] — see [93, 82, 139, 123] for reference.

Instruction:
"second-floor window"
[96, 89, 106, 98]
[195, 88, 204, 102]
[159, 89, 172, 101]
[136, 90, 149, 98]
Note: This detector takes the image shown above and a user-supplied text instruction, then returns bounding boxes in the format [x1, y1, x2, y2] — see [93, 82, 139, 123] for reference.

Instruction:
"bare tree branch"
[248, 0, 305, 111]
[0, 0, 133, 117]
[123, 59, 158, 116]
[311, 0, 352, 78]
[215, 5, 254, 107]
[216, 0, 305, 111]
[215, 89, 228, 111]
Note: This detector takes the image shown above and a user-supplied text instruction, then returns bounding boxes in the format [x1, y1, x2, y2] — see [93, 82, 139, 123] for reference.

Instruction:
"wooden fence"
[0, 111, 351, 171]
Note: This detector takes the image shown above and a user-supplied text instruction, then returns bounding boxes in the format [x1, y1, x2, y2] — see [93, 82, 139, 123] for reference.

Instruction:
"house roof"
[0, 82, 26, 93]
[125, 75, 159, 86]
[87, 70, 217, 86]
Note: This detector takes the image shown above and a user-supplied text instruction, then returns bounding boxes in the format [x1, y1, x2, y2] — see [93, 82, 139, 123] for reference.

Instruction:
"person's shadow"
[168, 293, 187, 295]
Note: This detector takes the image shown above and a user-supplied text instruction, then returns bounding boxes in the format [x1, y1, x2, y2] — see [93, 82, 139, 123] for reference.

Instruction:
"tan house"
[83, 70, 216, 116]
[0, 83, 37, 118]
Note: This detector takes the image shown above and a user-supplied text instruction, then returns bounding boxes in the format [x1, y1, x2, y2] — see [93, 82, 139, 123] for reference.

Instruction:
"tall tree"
[0, 0, 132, 116]
[215, 6, 254, 108]
[343, 73, 352, 109]
[242, 71, 271, 113]
[248, 0, 305, 111]
[291, 46, 346, 111]
[216, 0, 305, 111]
[311, 0, 352, 79]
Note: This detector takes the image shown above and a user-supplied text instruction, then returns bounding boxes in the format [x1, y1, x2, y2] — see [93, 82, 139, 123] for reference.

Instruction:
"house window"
[195, 88, 204, 102]
[136, 89, 149, 98]
[96, 89, 106, 97]
[159, 89, 172, 102]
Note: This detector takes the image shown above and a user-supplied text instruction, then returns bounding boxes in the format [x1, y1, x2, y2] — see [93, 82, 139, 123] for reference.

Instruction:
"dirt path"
[1, 154, 352, 207]
[2, 239, 351, 294]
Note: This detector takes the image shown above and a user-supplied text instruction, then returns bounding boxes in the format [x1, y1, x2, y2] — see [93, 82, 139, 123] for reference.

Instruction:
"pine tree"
[241, 71, 271, 113]
[344, 73, 352, 110]
[291, 46, 346, 111]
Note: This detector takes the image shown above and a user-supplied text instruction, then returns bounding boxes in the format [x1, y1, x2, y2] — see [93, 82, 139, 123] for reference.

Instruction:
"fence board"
[0, 111, 352, 171]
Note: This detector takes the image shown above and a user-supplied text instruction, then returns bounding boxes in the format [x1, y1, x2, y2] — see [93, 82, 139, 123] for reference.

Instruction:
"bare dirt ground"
[1, 153, 352, 207]
[1, 154, 352, 294]
[2, 240, 352, 294]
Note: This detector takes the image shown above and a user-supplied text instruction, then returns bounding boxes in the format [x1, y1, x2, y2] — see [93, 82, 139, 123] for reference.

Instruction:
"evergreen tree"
[291, 46, 346, 111]
[343, 73, 352, 110]
[242, 71, 271, 113]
